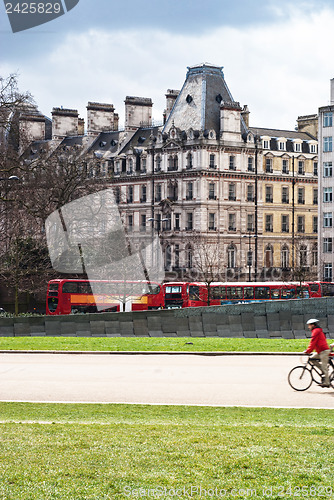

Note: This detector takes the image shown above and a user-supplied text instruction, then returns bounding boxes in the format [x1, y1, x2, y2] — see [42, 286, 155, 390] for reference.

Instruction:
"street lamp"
[147, 217, 168, 235]
[0, 176, 20, 181]
[243, 233, 256, 282]
[254, 134, 259, 283]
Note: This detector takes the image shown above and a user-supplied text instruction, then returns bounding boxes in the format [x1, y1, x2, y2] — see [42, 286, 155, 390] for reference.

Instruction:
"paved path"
[0, 353, 333, 408]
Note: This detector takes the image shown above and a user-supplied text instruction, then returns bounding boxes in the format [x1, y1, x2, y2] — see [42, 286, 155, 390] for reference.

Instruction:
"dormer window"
[310, 143, 317, 153]
[263, 140, 270, 149]
[294, 142, 302, 152]
[278, 139, 286, 151]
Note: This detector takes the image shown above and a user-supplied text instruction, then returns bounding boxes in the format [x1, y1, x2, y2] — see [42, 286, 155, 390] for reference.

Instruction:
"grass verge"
[0, 337, 318, 353]
[0, 403, 333, 499]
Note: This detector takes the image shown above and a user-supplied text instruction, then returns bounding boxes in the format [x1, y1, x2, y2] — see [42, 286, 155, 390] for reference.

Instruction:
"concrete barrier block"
[254, 315, 267, 330]
[148, 331, 164, 337]
[148, 316, 162, 332]
[45, 320, 61, 335]
[267, 312, 280, 332]
[120, 321, 133, 336]
[133, 319, 149, 336]
[291, 315, 304, 330]
[30, 326, 45, 335]
[189, 316, 203, 332]
[161, 318, 178, 334]
[293, 330, 307, 339]
[217, 327, 232, 337]
[190, 329, 205, 337]
[241, 312, 255, 332]
[14, 323, 31, 336]
[269, 330, 282, 337]
[105, 321, 120, 336]
[244, 330, 258, 338]
[77, 331, 92, 337]
[60, 322, 77, 335]
[282, 330, 294, 339]
[279, 311, 292, 331]
[90, 321, 105, 335]
[0, 327, 14, 336]
[228, 315, 243, 333]
[0, 318, 14, 328]
[257, 330, 271, 338]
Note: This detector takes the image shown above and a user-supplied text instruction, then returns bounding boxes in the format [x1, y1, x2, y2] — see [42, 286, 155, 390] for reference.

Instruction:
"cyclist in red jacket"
[304, 319, 330, 387]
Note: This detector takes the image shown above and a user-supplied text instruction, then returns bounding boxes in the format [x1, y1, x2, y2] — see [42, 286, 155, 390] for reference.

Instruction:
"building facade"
[318, 79, 334, 281]
[17, 63, 319, 282]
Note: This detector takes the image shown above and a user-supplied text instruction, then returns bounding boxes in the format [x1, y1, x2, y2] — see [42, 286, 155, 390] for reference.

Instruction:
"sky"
[1, 0, 334, 131]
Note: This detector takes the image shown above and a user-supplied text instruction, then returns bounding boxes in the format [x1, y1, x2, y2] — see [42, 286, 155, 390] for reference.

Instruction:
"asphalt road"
[0, 353, 333, 408]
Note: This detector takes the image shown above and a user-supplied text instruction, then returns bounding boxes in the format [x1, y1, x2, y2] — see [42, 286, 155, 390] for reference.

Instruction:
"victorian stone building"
[318, 79, 334, 281]
[18, 63, 319, 282]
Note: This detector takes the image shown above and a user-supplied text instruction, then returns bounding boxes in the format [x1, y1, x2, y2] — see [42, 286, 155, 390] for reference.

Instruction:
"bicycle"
[288, 353, 334, 391]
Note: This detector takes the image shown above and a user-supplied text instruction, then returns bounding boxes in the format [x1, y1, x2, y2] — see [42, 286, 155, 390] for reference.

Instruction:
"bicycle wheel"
[330, 371, 334, 389]
[288, 366, 313, 391]
[311, 366, 323, 385]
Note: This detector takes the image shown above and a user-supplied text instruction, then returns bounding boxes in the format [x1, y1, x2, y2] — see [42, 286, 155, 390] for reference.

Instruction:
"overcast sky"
[1, 0, 334, 131]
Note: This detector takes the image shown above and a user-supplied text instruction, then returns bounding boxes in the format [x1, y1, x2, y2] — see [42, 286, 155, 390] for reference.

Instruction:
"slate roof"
[249, 127, 316, 141]
[163, 63, 237, 135]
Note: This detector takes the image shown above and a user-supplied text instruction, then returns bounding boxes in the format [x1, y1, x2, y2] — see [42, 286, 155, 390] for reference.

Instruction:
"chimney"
[241, 105, 250, 128]
[331, 78, 334, 105]
[164, 89, 179, 123]
[51, 107, 79, 139]
[125, 96, 152, 131]
[78, 118, 85, 136]
[86, 102, 117, 136]
[19, 112, 46, 143]
[296, 114, 318, 138]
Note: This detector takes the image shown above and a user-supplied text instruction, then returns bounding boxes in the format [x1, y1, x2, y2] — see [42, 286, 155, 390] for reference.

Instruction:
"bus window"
[322, 283, 334, 296]
[244, 287, 254, 299]
[189, 286, 200, 300]
[227, 287, 243, 299]
[165, 286, 182, 294]
[63, 282, 78, 293]
[78, 282, 92, 294]
[309, 283, 320, 293]
[211, 286, 226, 299]
[254, 287, 270, 299]
[48, 283, 59, 297]
[281, 288, 295, 299]
[271, 289, 280, 299]
[147, 285, 161, 295]
[48, 297, 58, 312]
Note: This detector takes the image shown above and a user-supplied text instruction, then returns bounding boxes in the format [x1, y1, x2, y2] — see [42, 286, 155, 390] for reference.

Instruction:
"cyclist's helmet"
[306, 318, 319, 325]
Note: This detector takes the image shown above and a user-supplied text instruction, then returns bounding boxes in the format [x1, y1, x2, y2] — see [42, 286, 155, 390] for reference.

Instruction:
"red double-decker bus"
[303, 281, 334, 298]
[163, 282, 208, 308]
[46, 279, 164, 315]
[163, 281, 312, 308]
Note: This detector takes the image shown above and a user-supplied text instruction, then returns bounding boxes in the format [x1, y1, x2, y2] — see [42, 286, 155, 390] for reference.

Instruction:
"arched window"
[155, 155, 162, 172]
[312, 244, 318, 267]
[281, 246, 289, 269]
[227, 244, 236, 269]
[187, 152, 193, 169]
[186, 245, 193, 269]
[265, 245, 273, 268]
[299, 245, 307, 267]
[165, 244, 172, 271]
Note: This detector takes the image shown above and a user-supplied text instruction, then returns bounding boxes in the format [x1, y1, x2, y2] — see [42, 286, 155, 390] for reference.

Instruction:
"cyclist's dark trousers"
[310, 350, 330, 384]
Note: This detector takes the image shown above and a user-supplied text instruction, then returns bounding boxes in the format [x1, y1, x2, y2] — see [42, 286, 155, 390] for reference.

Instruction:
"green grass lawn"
[0, 337, 317, 353]
[0, 403, 333, 499]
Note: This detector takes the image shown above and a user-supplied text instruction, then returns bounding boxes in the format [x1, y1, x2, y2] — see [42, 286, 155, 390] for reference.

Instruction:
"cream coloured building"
[20, 63, 319, 282]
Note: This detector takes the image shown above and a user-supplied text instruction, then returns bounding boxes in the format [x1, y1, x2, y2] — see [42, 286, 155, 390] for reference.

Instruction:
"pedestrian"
[304, 319, 331, 387]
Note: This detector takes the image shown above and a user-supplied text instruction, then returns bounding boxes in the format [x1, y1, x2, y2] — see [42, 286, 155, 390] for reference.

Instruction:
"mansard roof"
[163, 63, 236, 135]
[249, 126, 317, 141]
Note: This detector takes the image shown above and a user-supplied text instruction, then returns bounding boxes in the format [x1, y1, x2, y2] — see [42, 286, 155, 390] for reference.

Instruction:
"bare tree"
[191, 236, 225, 304]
